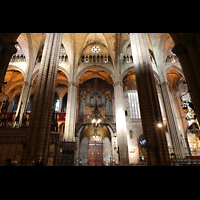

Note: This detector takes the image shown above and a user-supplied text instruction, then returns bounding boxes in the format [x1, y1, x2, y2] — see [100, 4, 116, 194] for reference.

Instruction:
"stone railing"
[81, 54, 112, 64]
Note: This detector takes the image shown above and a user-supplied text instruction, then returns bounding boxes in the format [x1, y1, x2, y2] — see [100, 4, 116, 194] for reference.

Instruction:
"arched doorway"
[79, 125, 112, 166]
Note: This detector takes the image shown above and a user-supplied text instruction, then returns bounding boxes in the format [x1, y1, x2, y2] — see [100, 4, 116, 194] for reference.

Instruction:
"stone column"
[0, 43, 17, 91]
[63, 81, 78, 142]
[14, 81, 32, 127]
[172, 94, 191, 156]
[21, 33, 62, 165]
[114, 81, 129, 166]
[15, 43, 39, 127]
[159, 81, 185, 158]
[173, 42, 200, 122]
[130, 33, 170, 166]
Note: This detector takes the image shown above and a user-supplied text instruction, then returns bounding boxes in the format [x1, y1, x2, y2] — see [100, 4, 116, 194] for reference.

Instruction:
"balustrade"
[10, 54, 26, 63]
[81, 54, 112, 63]
[122, 54, 133, 63]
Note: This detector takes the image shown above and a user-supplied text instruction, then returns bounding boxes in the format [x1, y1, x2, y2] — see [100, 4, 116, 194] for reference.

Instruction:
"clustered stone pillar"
[173, 34, 200, 122]
[159, 81, 185, 158]
[130, 33, 170, 166]
[21, 33, 63, 165]
[114, 81, 129, 166]
[15, 58, 36, 127]
[63, 81, 78, 142]
[15, 81, 32, 127]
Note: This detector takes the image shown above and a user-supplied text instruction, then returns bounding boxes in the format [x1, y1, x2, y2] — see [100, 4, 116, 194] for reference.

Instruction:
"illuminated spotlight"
[158, 123, 163, 128]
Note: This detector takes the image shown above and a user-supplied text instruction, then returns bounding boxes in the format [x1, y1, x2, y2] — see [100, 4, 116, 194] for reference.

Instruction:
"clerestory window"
[128, 90, 141, 120]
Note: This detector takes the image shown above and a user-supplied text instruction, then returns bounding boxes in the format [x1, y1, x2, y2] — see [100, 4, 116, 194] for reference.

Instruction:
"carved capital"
[68, 81, 78, 88]
[113, 81, 123, 87]
[159, 81, 169, 87]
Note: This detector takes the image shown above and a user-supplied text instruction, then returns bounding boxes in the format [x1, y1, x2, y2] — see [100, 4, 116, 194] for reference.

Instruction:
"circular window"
[91, 46, 100, 53]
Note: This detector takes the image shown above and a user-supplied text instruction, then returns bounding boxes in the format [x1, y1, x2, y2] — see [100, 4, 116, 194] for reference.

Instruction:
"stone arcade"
[0, 33, 200, 166]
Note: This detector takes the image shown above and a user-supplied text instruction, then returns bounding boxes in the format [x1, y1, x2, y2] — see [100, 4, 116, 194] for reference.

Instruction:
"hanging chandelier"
[87, 103, 106, 141]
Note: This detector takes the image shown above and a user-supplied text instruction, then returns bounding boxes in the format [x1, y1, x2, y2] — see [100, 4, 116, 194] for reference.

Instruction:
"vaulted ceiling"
[2, 33, 188, 101]
[13, 33, 177, 69]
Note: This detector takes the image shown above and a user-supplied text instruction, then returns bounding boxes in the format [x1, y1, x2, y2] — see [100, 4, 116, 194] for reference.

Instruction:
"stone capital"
[159, 81, 169, 87]
[68, 81, 78, 88]
[113, 81, 123, 87]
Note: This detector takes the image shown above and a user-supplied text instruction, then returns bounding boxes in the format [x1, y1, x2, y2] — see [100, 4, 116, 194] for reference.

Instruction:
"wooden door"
[88, 142, 103, 166]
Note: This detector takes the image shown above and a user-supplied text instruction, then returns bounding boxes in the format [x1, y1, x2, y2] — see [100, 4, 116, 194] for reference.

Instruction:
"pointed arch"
[76, 65, 115, 85]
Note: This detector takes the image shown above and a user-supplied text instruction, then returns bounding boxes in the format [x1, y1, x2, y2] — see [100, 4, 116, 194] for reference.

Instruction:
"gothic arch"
[76, 65, 115, 85]
[31, 69, 39, 84]
[121, 66, 134, 82]
[122, 67, 161, 86]
[8, 64, 25, 78]
[58, 66, 69, 82]
[153, 71, 161, 84]
[30, 65, 69, 85]
[166, 68, 184, 93]
[185, 122, 200, 135]
[164, 64, 185, 79]
[3, 68, 24, 96]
